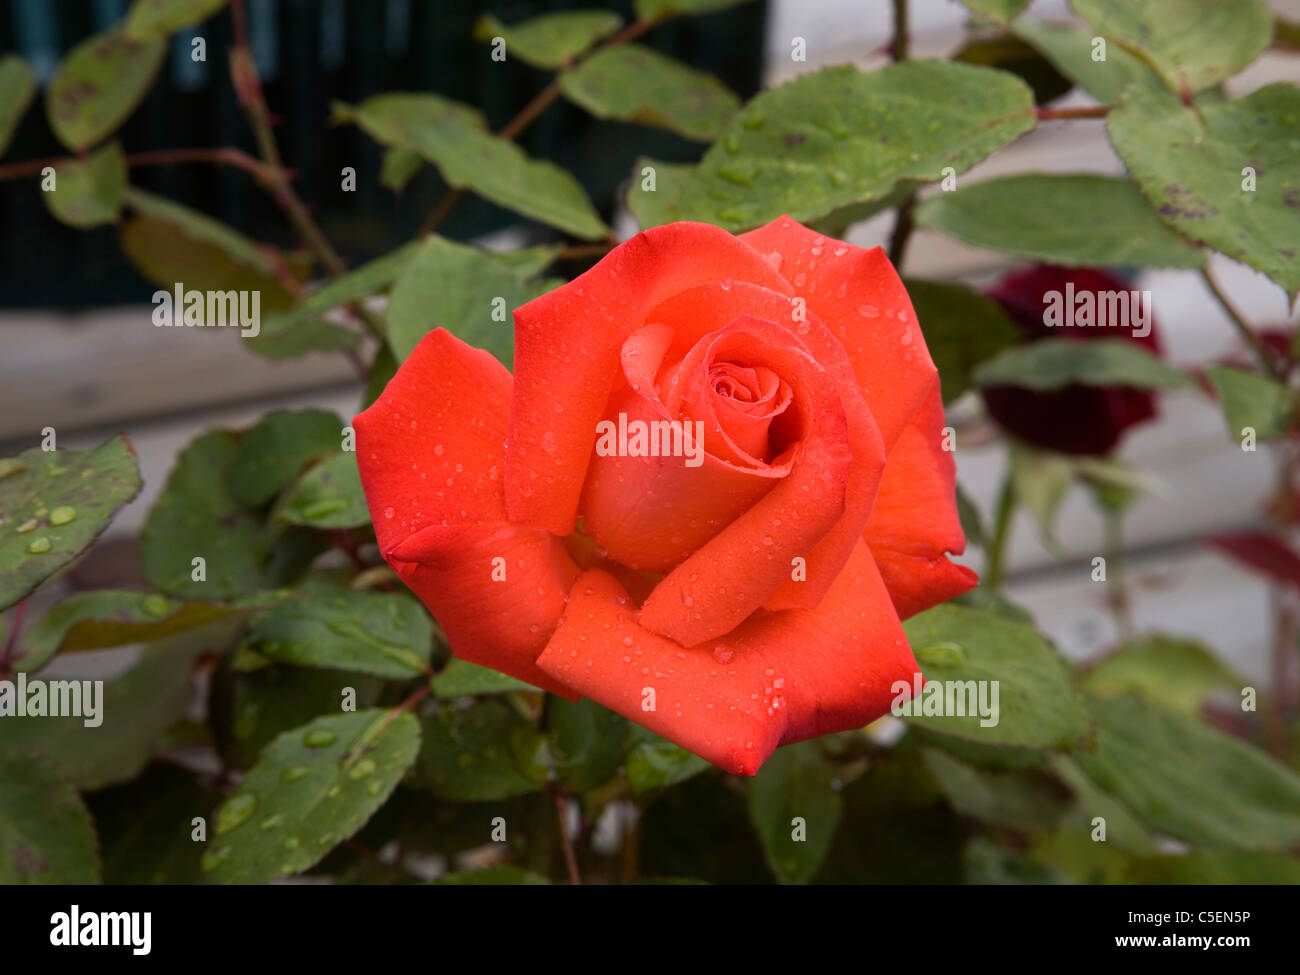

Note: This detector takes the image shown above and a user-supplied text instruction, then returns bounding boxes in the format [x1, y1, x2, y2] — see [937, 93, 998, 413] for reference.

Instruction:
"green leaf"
[901, 603, 1092, 748]
[1012, 19, 1165, 104]
[141, 430, 323, 599]
[229, 409, 345, 508]
[246, 586, 432, 679]
[339, 94, 608, 240]
[974, 338, 1191, 391]
[625, 725, 710, 795]
[0, 435, 142, 611]
[1075, 694, 1300, 850]
[430, 658, 541, 696]
[1071, 0, 1271, 93]
[409, 700, 548, 801]
[672, 61, 1036, 231]
[125, 0, 228, 38]
[246, 317, 361, 360]
[635, 0, 752, 19]
[258, 241, 422, 340]
[547, 697, 627, 792]
[1050, 754, 1156, 854]
[1207, 365, 1294, 441]
[0, 55, 37, 157]
[915, 174, 1204, 268]
[559, 45, 739, 141]
[906, 278, 1021, 403]
[1107, 84, 1300, 294]
[387, 235, 559, 365]
[126, 187, 275, 273]
[435, 866, 552, 885]
[0, 757, 100, 883]
[203, 708, 421, 883]
[1009, 440, 1074, 553]
[625, 156, 693, 228]
[474, 11, 622, 70]
[920, 747, 1071, 831]
[955, 482, 987, 550]
[1082, 635, 1242, 715]
[1122, 850, 1300, 884]
[958, 0, 1030, 24]
[45, 29, 165, 152]
[15, 589, 263, 674]
[275, 452, 369, 529]
[379, 147, 423, 191]
[746, 741, 841, 885]
[0, 640, 205, 789]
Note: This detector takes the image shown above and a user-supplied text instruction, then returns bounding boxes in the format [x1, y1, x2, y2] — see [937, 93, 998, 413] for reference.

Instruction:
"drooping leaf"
[625, 156, 693, 228]
[1012, 19, 1163, 104]
[672, 62, 1036, 231]
[901, 603, 1092, 749]
[408, 700, 548, 801]
[275, 453, 369, 529]
[46, 29, 165, 151]
[431, 658, 540, 696]
[0, 55, 37, 157]
[1075, 694, 1300, 850]
[920, 747, 1072, 832]
[1082, 635, 1242, 715]
[1071, 0, 1272, 93]
[625, 725, 710, 795]
[473, 11, 622, 70]
[386, 235, 559, 365]
[125, 0, 228, 38]
[338, 94, 607, 240]
[547, 697, 627, 792]
[905, 278, 1021, 403]
[746, 741, 842, 885]
[1206, 365, 1294, 441]
[229, 409, 346, 508]
[559, 45, 739, 141]
[0, 757, 100, 884]
[1108, 84, 1300, 295]
[246, 585, 432, 679]
[0, 435, 142, 611]
[915, 175, 1204, 268]
[973, 338, 1192, 391]
[203, 708, 421, 883]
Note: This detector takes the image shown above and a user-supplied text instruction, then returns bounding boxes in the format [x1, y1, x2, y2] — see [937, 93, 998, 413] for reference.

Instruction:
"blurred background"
[3, 0, 1300, 695]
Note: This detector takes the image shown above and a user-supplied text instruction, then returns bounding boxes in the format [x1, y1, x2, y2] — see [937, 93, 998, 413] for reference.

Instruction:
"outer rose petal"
[864, 383, 977, 618]
[536, 541, 917, 775]
[355, 328, 580, 696]
[740, 215, 936, 453]
[508, 221, 793, 536]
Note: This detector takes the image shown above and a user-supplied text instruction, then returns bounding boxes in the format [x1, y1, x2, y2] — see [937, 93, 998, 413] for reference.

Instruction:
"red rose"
[355, 218, 976, 774]
[982, 265, 1163, 456]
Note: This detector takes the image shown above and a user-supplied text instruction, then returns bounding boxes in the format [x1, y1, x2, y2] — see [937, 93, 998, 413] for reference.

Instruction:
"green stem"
[986, 474, 1015, 590]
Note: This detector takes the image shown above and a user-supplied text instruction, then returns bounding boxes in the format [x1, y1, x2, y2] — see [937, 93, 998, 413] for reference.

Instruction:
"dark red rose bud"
[982, 265, 1163, 456]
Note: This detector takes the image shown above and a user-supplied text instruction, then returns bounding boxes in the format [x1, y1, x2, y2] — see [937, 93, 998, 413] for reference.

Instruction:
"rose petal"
[864, 383, 978, 618]
[536, 541, 916, 775]
[507, 222, 793, 535]
[740, 215, 936, 453]
[355, 328, 580, 696]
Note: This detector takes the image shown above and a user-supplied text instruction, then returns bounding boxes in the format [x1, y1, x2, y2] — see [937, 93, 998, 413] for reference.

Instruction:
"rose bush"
[356, 216, 976, 774]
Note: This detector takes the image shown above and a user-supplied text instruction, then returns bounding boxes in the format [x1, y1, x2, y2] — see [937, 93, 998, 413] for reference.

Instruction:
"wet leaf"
[275, 453, 369, 530]
[409, 700, 548, 801]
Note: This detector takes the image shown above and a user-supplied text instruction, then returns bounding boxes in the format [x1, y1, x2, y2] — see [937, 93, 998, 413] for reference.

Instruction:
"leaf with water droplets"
[275, 453, 369, 530]
[0, 435, 141, 611]
[625, 156, 694, 229]
[203, 708, 421, 884]
[246, 582, 433, 679]
[0, 756, 101, 883]
[473, 10, 622, 70]
[673, 61, 1036, 231]
[746, 740, 842, 885]
[625, 725, 710, 795]
[902, 603, 1091, 748]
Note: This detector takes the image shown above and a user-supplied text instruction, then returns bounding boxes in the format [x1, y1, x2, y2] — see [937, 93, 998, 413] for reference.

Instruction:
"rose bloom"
[356, 217, 976, 774]
[982, 265, 1163, 456]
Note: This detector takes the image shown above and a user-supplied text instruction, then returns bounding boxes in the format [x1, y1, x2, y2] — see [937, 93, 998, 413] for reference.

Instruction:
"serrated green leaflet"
[916, 174, 1204, 268]
[674, 61, 1036, 231]
[1108, 84, 1300, 295]
[203, 708, 421, 883]
[746, 741, 841, 884]
[229, 409, 345, 508]
[1082, 635, 1242, 716]
[1012, 19, 1163, 103]
[625, 156, 693, 228]
[275, 453, 369, 529]
[921, 747, 1071, 832]
[0, 436, 141, 611]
